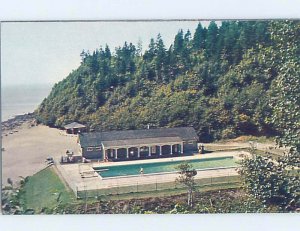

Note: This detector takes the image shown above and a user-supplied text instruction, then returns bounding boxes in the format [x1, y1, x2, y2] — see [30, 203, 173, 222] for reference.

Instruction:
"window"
[174, 145, 178, 152]
[95, 147, 102, 151]
[140, 147, 148, 152]
[151, 146, 156, 153]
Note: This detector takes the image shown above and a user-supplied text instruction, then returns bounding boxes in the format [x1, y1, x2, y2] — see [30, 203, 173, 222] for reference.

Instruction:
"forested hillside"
[36, 20, 299, 142]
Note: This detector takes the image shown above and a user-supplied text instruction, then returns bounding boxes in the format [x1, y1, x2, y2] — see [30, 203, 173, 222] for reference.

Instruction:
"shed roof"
[64, 122, 86, 129]
[79, 127, 198, 147]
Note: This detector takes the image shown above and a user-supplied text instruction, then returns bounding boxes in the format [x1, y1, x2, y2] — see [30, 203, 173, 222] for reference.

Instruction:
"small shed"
[64, 122, 86, 134]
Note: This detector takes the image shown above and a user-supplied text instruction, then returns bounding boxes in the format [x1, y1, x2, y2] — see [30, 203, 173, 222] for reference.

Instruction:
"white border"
[0, 0, 299, 21]
[1, 0, 299, 231]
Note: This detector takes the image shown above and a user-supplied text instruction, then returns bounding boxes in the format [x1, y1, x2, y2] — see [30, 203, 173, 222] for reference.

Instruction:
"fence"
[75, 173, 240, 199]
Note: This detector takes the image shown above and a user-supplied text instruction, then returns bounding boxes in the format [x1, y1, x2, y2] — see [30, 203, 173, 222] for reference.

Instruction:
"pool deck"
[56, 150, 249, 194]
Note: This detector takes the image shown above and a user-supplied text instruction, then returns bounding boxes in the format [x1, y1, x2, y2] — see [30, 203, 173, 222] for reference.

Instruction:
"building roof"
[79, 127, 198, 147]
[64, 122, 86, 129]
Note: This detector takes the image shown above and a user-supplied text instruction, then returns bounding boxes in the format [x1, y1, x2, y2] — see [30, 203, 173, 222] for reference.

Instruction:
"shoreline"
[1, 112, 37, 134]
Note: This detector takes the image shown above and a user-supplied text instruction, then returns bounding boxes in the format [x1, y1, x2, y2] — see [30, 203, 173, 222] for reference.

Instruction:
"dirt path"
[204, 140, 287, 155]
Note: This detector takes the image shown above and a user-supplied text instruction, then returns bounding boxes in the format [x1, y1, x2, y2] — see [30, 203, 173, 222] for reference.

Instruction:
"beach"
[2, 118, 80, 186]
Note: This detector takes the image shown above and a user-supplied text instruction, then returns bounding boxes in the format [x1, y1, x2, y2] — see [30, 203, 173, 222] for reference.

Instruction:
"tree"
[173, 29, 184, 54]
[136, 38, 143, 56]
[143, 38, 156, 61]
[80, 50, 87, 63]
[193, 23, 206, 50]
[239, 21, 300, 211]
[154, 34, 167, 82]
[269, 21, 300, 152]
[206, 21, 219, 58]
[175, 162, 197, 207]
[239, 147, 299, 210]
[184, 29, 192, 47]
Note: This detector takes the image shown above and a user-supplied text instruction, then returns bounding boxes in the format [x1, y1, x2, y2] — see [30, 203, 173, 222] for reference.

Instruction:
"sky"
[1, 21, 212, 87]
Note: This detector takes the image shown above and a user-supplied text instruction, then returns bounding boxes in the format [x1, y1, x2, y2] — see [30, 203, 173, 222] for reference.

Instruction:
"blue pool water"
[94, 156, 237, 178]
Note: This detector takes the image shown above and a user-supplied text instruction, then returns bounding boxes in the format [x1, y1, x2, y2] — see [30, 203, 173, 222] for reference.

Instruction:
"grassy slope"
[20, 167, 75, 211]
[92, 180, 241, 202]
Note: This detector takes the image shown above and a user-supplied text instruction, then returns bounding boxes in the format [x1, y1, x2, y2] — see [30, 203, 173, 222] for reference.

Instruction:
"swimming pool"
[94, 156, 238, 178]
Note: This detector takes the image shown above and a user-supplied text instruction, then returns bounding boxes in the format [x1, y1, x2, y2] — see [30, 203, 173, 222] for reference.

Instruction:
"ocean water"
[1, 84, 52, 122]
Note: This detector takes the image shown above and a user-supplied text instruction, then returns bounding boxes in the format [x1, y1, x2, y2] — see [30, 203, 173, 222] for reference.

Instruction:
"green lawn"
[18, 166, 241, 213]
[20, 167, 75, 212]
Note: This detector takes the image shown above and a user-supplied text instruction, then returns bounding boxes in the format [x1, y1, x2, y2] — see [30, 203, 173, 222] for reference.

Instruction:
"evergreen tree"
[193, 23, 206, 50]
[206, 21, 219, 58]
[173, 29, 184, 54]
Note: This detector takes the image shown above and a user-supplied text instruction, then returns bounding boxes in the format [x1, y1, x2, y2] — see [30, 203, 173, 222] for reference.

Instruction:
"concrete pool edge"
[55, 150, 249, 196]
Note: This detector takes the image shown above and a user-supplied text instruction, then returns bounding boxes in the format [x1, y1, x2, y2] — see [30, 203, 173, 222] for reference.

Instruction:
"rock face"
[1, 113, 36, 133]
